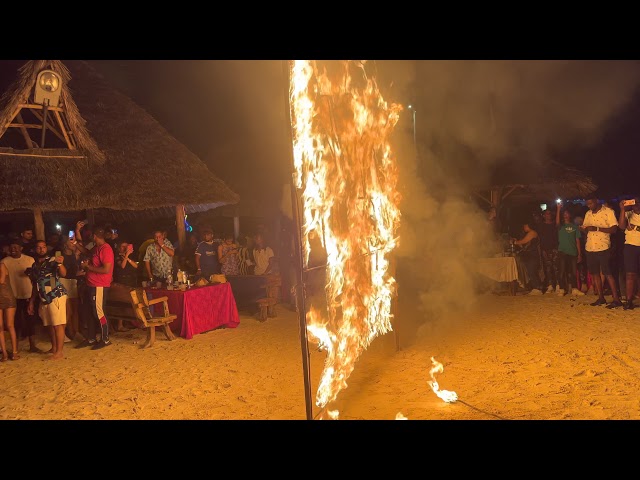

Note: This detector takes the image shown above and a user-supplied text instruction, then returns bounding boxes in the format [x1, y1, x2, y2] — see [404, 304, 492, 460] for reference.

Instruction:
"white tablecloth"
[475, 256, 519, 283]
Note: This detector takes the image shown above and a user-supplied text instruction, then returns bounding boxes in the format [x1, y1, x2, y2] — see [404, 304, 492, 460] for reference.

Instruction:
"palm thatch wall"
[0, 60, 239, 214]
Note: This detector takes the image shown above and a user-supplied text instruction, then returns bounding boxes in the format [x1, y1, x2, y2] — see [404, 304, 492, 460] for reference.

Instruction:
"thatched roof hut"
[476, 159, 597, 209]
[0, 60, 239, 241]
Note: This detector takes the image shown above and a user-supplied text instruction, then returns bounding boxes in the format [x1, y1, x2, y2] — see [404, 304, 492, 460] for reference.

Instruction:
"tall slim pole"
[412, 109, 417, 154]
[282, 60, 314, 420]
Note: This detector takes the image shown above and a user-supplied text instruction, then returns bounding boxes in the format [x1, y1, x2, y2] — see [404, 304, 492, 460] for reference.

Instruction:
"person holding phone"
[218, 233, 240, 276]
[60, 238, 81, 342]
[74, 227, 114, 349]
[114, 241, 138, 287]
[555, 200, 584, 297]
[27, 241, 68, 360]
[110, 241, 139, 331]
[144, 230, 175, 283]
[618, 196, 640, 310]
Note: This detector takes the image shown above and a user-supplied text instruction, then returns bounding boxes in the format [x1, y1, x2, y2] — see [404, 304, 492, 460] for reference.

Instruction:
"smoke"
[373, 60, 640, 343]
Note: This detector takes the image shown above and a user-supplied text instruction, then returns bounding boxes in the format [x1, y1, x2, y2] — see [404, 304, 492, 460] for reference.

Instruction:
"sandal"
[10, 352, 20, 360]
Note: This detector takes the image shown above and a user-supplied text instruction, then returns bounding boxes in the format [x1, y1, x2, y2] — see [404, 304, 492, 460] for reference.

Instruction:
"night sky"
[89, 60, 640, 202]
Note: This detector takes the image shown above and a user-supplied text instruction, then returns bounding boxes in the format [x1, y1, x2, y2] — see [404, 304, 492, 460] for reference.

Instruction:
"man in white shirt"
[253, 233, 275, 276]
[618, 196, 640, 310]
[581, 193, 622, 309]
[0, 240, 42, 353]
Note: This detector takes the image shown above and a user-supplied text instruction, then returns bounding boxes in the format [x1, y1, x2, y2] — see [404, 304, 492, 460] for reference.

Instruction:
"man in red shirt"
[74, 226, 114, 349]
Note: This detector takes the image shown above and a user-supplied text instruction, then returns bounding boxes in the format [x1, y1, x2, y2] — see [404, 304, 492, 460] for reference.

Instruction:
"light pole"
[408, 104, 416, 154]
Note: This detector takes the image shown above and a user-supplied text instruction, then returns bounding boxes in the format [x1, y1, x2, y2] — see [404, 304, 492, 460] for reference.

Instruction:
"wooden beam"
[6, 123, 44, 129]
[14, 113, 34, 148]
[473, 191, 492, 206]
[0, 104, 24, 141]
[29, 108, 66, 144]
[0, 152, 85, 159]
[54, 110, 74, 149]
[19, 103, 64, 112]
[86, 209, 96, 226]
[34, 208, 45, 242]
[501, 184, 523, 202]
[176, 204, 186, 253]
[57, 111, 77, 149]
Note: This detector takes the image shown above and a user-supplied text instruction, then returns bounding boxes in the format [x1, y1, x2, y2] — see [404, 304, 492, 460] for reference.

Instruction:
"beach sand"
[2, 293, 640, 420]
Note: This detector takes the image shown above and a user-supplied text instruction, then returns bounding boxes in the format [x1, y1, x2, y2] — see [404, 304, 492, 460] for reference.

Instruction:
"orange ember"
[289, 60, 402, 410]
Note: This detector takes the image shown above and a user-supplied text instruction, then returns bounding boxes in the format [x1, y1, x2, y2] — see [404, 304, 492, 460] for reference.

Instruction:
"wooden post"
[86, 209, 96, 226]
[390, 254, 400, 351]
[176, 204, 186, 252]
[233, 205, 240, 241]
[33, 208, 45, 241]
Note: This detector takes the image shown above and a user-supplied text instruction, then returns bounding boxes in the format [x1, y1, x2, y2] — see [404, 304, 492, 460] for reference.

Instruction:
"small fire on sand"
[427, 357, 458, 403]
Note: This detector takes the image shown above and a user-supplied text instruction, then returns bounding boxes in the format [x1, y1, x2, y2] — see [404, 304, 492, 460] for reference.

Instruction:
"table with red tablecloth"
[144, 283, 239, 339]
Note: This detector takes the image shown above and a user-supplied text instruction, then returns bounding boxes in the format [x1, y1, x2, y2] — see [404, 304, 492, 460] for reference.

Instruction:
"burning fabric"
[289, 60, 402, 410]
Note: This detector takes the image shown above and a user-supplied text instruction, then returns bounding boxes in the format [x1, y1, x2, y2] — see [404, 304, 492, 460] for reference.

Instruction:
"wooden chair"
[255, 274, 281, 321]
[130, 289, 178, 348]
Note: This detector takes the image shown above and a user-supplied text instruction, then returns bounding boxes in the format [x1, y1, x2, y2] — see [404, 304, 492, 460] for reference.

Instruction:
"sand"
[2, 293, 640, 420]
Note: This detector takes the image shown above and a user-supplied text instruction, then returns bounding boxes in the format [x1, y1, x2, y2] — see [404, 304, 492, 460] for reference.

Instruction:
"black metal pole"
[282, 60, 314, 420]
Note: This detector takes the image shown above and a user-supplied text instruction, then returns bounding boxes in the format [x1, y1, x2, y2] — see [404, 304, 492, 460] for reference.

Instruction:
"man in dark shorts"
[618, 196, 640, 310]
[580, 193, 622, 308]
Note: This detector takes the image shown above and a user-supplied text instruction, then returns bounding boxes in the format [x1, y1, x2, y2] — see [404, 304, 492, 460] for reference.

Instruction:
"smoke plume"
[374, 60, 640, 343]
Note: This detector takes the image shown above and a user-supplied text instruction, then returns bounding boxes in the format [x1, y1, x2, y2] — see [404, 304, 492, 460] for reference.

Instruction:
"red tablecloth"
[145, 283, 240, 339]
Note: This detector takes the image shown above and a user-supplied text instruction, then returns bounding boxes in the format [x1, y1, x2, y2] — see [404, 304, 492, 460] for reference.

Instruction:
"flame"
[395, 412, 408, 420]
[289, 60, 402, 410]
[427, 357, 458, 403]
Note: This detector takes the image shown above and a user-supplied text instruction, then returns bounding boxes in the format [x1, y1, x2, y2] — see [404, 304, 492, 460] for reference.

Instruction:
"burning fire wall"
[288, 60, 402, 415]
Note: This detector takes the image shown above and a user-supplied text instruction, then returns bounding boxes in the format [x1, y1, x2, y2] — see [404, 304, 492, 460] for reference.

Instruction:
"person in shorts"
[580, 194, 622, 309]
[27, 241, 68, 360]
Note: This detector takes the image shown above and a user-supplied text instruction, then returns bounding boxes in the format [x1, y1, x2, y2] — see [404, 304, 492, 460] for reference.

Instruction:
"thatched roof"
[0, 60, 239, 213]
[488, 159, 597, 203]
[0, 60, 104, 164]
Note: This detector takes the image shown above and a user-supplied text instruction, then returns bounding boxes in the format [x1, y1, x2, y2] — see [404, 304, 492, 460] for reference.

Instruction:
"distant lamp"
[35, 69, 62, 107]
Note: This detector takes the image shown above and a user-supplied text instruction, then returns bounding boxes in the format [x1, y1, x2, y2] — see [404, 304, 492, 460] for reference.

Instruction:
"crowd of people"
[0, 220, 278, 361]
[508, 193, 640, 310]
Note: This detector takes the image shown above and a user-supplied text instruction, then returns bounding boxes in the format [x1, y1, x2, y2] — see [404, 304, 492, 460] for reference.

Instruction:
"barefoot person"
[27, 241, 68, 360]
[0, 262, 18, 361]
[0, 240, 42, 354]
